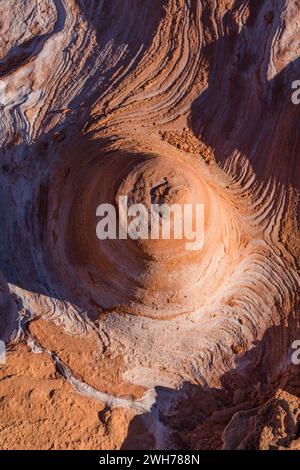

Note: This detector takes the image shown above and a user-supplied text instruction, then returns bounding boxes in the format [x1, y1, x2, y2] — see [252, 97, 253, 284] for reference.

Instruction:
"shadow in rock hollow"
[0, 123, 166, 320]
[0, 127, 119, 313]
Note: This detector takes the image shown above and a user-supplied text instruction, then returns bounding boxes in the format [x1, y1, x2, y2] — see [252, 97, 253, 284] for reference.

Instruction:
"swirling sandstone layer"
[0, 0, 299, 450]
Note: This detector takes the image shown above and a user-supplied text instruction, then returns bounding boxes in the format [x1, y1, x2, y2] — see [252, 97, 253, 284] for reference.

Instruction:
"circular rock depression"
[48, 141, 242, 319]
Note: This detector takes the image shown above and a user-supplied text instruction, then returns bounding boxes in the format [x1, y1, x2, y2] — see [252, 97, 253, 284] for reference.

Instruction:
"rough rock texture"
[0, 344, 135, 450]
[0, 0, 299, 450]
[222, 389, 300, 450]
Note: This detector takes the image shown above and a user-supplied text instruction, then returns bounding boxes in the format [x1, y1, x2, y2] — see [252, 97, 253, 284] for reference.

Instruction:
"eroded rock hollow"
[0, 0, 299, 450]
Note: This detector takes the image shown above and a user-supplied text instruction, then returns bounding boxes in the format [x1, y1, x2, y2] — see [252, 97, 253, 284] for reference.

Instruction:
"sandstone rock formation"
[0, 0, 299, 450]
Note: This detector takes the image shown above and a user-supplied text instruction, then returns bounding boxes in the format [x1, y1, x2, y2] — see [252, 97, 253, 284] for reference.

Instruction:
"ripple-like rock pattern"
[0, 0, 299, 450]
